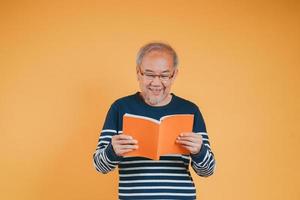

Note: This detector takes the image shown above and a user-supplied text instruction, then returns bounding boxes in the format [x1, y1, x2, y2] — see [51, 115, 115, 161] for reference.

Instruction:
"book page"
[122, 114, 159, 160]
[158, 114, 194, 156]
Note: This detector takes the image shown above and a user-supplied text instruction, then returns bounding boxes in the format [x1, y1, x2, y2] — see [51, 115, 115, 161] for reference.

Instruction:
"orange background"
[0, 1, 299, 200]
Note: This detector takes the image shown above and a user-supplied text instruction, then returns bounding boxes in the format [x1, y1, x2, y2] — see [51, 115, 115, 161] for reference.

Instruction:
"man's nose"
[151, 76, 162, 85]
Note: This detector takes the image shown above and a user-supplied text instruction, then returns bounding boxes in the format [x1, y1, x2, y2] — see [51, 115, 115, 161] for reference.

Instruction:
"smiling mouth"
[149, 88, 163, 95]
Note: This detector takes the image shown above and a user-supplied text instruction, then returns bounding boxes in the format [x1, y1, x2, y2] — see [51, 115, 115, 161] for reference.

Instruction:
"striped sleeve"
[190, 106, 216, 177]
[93, 103, 122, 174]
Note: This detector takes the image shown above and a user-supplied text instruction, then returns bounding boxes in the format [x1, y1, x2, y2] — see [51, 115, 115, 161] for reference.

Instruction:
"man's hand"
[111, 135, 138, 156]
[176, 132, 203, 155]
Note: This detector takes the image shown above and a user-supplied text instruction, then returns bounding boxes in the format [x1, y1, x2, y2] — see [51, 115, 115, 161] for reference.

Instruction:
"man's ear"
[170, 67, 178, 84]
[136, 66, 140, 81]
[173, 68, 179, 79]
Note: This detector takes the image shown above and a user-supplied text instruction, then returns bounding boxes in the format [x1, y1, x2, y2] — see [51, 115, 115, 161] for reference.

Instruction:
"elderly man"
[93, 42, 216, 199]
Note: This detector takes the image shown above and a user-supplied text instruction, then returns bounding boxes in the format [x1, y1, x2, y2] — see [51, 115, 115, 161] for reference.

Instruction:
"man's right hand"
[111, 135, 138, 156]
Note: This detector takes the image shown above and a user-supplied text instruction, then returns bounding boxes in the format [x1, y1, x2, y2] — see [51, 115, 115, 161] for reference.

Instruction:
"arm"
[93, 104, 122, 174]
[177, 107, 216, 177]
[190, 132, 216, 177]
[191, 107, 216, 177]
[93, 103, 138, 174]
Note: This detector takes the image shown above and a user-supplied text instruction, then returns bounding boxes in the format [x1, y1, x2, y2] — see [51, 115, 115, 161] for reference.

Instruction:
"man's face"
[137, 50, 178, 106]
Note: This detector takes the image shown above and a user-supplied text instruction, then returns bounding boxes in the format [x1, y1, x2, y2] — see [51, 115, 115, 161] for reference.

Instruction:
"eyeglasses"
[139, 67, 175, 82]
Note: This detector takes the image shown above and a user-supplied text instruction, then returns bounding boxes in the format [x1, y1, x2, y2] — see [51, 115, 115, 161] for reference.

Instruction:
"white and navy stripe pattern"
[93, 129, 119, 174]
[93, 92, 216, 199]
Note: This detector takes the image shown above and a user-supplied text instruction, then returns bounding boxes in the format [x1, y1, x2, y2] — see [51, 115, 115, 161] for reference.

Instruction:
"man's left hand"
[176, 132, 203, 155]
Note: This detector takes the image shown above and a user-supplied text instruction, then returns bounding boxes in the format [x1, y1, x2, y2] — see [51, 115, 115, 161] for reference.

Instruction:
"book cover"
[122, 113, 194, 160]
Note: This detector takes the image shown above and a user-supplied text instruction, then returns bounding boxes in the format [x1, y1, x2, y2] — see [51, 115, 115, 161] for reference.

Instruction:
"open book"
[122, 113, 194, 160]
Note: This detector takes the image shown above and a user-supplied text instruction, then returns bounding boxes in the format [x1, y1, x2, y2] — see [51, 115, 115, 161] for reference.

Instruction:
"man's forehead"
[141, 64, 174, 73]
[143, 50, 172, 59]
[140, 51, 174, 69]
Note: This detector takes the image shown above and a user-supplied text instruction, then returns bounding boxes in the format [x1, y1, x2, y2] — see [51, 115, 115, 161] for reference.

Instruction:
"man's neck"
[140, 93, 173, 107]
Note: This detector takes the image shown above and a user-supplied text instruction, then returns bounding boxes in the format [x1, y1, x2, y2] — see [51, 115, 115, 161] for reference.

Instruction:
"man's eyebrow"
[144, 69, 171, 73]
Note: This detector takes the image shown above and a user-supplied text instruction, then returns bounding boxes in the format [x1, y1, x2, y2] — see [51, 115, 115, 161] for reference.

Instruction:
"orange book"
[122, 113, 194, 160]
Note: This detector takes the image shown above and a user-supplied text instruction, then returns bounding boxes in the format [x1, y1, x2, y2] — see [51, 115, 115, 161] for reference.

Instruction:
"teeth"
[150, 89, 161, 92]
[149, 88, 162, 91]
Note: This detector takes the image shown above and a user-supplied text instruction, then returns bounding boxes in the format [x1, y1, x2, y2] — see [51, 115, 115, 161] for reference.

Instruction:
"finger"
[179, 132, 195, 137]
[176, 139, 197, 147]
[177, 138, 202, 148]
[180, 145, 199, 154]
[112, 135, 136, 144]
[115, 139, 138, 145]
[177, 136, 201, 142]
[179, 133, 201, 139]
[118, 148, 137, 155]
[114, 144, 138, 156]
[118, 145, 139, 150]
[114, 134, 133, 140]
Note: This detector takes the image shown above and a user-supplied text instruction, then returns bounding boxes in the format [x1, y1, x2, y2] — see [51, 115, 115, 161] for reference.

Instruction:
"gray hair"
[136, 42, 179, 68]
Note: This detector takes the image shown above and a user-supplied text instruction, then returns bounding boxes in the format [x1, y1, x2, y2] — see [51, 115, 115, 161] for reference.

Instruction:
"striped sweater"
[93, 92, 216, 199]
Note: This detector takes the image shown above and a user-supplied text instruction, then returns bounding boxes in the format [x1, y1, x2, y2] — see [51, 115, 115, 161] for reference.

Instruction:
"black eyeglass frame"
[138, 66, 176, 82]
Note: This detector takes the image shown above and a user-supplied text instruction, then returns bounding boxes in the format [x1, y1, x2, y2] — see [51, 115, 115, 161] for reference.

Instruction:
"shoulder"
[174, 95, 207, 130]
[110, 92, 138, 109]
[173, 94, 200, 111]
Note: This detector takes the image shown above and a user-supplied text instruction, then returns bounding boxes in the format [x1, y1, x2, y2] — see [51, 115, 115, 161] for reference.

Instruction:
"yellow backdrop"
[1, 1, 299, 200]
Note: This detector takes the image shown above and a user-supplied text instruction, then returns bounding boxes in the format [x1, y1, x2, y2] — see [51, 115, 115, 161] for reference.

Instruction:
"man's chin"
[147, 95, 165, 106]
